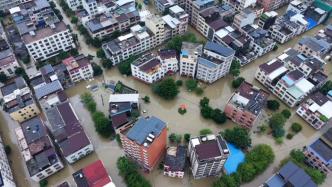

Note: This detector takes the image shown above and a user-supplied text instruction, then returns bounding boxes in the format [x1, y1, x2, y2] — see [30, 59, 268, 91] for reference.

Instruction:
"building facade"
[188, 134, 229, 179]
[164, 146, 187, 178]
[0, 135, 16, 187]
[120, 116, 167, 171]
[62, 55, 94, 83]
[179, 42, 203, 77]
[257, 0, 291, 11]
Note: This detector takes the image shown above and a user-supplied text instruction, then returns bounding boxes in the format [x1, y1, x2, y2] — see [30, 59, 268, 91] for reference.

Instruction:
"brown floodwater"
[1, 2, 331, 186]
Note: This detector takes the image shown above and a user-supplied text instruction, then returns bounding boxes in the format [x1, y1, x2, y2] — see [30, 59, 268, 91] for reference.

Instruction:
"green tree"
[39, 179, 48, 187]
[22, 55, 30, 64]
[223, 127, 252, 149]
[92, 112, 113, 138]
[281, 109, 291, 119]
[213, 174, 240, 187]
[118, 61, 131, 75]
[230, 60, 241, 77]
[291, 123, 302, 133]
[200, 105, 213, 119]
[290, 149, 305, 163]
[200, 128, 213, 135]
[92, 63, 103, 76]
[269, 113, 286, 129]
[168, 133, 177, 143]
[101, 59, 113, 69]
[138, 3, 142, 9]
[238, 162, 257, 182]
[195, 87, 204, 95]
[267, 100, 280, 111]
[0, 72, 8, 83]
[71, 16, 78, 24]
[272, 126, 285, 138]
[306, 168, 326, 184]
[4, 145, 11, 155]
[176, 80, 183, 86]
[232, 77, 245, 89]
[96, 49, 106, 59]
[184, 133, 191, 143]
[152, 78, 179, 100]
[200, 97, 210, 107]
[143, 96, 150, 103]
[185, 79, 198, 91]
[211, 109, 227, 124]
[320, 80, 332, 95]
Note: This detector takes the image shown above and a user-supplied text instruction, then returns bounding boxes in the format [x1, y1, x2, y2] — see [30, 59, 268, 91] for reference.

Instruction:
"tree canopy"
[152, 78, 179, 100]
[223, 127, 252, 149]
[267, 100, 280, 111]
[230, 60, 241, 77]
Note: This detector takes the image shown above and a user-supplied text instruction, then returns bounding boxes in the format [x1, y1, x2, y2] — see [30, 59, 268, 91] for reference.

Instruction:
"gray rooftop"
[126, 116, 166, 145]
[298, 37, 331, 53]
[204, 41, 235, 57]
[198, 57, 217, 69]
[278, 161, 317, 187]
[35, 80, 63, 100]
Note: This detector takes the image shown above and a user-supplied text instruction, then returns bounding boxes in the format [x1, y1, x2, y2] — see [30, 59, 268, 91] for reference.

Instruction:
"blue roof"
[126, 116, 166, 145]
[194, 0, 214, 7]
[198, 57, 217, 69]
[328, 90, 332, 97]
[306, 17, 318, 30]
[35, 80, 63, 99]
[181, 50, 189, 57]
[265, 174, 286, 187]
[204, 41, 235, 57]
[282, 75, 295, 86]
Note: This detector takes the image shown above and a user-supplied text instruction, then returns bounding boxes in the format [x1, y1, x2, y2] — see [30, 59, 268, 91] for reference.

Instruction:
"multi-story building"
[0, 0, 20, 11]
[263, 161, 317, 187]
[304, 128, 332, 174]
[188, 134, 229, 179]
[296, 92, 332, 130]
[155, 0, 176, 13]
[257, 0, 291, 11]
[1, 77, 40, 123]
[22, 21, 75, 62]
[82, 0, 99, 16]
[233, 8, 256, 29]
[15, 117, 64, 181]
[0, 135, 16, 187]
[109, 93, 139, 133]
[131, 50, 178, 84]
[225, 0, 257, 11]
[62, 55, 94, 83]
[257, 11, 278, 30]
[120, 116, 167, 171]
[224, 81, 269, 128]
[241, 24, 276, 56]
[44, 101, 94, 164]
[73, 160, 116, 187]
[66, 0, 82, 11]
[294, 36, 331, 58]
[102, 24, 160, 65]
[287, 0, 308, 14]
[179, 42, 203, 77]
[164, 146, 187, 178]
[0, 48, 20, 78]
[196, 41, 235, 83]
[162, 5, 189, 40]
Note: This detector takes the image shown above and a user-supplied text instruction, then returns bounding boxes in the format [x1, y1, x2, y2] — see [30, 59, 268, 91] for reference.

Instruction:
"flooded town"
[0, 0, 331, 187]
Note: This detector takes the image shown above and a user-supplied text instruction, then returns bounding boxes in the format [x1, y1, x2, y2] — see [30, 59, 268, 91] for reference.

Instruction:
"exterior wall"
[269, 27, 295, 44]
[82, 0, 98, 16]
[224, 102, 257, 128]
[163, 169, 184, 178]
[65, 144, 94, 164]
[69, 64, 93, 83]
[131, 65, 165, 84]
[258, 0, 291, 11]
[296, 105, 326, 130]
[0, 136, 16, 187]
[31, 160, 64, 181]
[0, 0, 20, 11]
[0, 56, 20, 77]
[250, 40, 276, 56]
[294, 43, 322, 58]
[25, 29, 75, 62]
[9, 103, 40, 123]
[304, 147, 332, 174]
[66, 0, 82, 10]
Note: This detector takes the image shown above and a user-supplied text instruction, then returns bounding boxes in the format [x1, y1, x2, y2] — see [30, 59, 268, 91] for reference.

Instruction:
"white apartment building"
[103, 17, 166, 65]
[15, 117, 64, 182]
[180, 42, 203, 77]
[297, 92, 332, 130]
[0, 49, 20, 77]
[82, 0, 99, 16]
[162, 5, 189, 40]
[131, 50, 178, 84]
[155, 0, 176, 13]
[66, 0, 82, 10]
[0, 136, 16, 187]
[196, 41, 235, 83]
[0, 0, 20, 11]
[233, 8, 256, 29]
[22, 21, 75, 62]
[62, 55, 94, 83]
[188, 134, 229, 179]
[225, 0, 257, 11]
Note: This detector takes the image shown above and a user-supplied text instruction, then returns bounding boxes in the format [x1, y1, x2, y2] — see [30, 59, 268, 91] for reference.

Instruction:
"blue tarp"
[306, 17, 318, 30]
[224, 143, 245, 174]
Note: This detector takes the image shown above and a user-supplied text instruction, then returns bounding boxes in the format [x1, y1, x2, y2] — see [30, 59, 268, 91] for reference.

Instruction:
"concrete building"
[179, 42, 203, 77]
[72, 160, 116, 187]
[258, 11, 278, 30]
[62, 55, 94, 83]
[257, 0, 291, 11]
[1, 77, 40, 123]
[295, 36, 331, 58]
[241, 24, 276, 57]
[188, 134, 229, 179]
[155, 0, 176, 13]
[0, 48, 20, 78]
[109, 93, 139, 133]
[224, 81, 269, 128]
[0, 135, 16, 187]
[233, 8, 256, 29]
[0, 0, 20, 11]
[131, 50, 178, 84]
[196, 41, 235, 83]
[44, 101, 94, 164]
[15, 117, 64, 181]
[164, 146, 187, 178]
[287, 0, 308, 14]
[297, 92, 332, 130]
[263, 161, 317, 187]
[225, 0, 257, 11]
[65, 0, 82, 11]
[162, 5, 189, 41]
[120, 116, 167, 171]
[22, 21, 75, 62]
[304, 128, 332, 174]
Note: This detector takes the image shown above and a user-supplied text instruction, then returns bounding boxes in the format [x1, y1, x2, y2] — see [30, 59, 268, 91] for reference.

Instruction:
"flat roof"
[22, 22, 68, 44]
[109, 94, 139, 103]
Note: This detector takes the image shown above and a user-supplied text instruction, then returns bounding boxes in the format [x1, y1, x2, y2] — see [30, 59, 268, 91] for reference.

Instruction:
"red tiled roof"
[82, 160, 111, 187]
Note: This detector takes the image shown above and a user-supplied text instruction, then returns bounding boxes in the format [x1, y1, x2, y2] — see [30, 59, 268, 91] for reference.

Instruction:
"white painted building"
[0, 49, 20, 77]
[0, 0, 20, 11]
[233, 8, 256, 29]
[62, 55, 94, 83]
[179, 42, 203, 77]
[0, 135, 16, 187]
[162, 5, 189, 41]
[196, 42, 235, 83]
[66, 0, 82, 11]
[22, 21, 75, 62]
